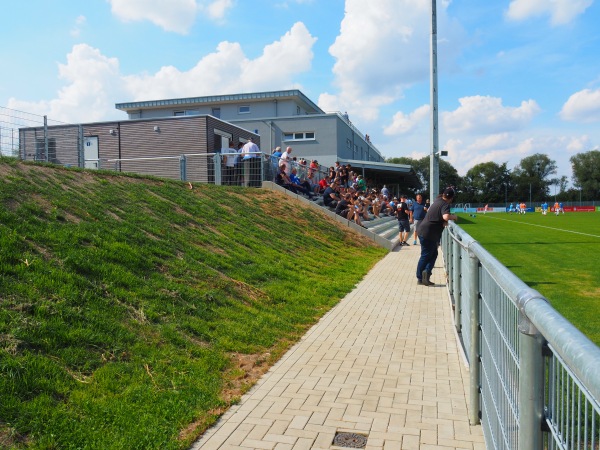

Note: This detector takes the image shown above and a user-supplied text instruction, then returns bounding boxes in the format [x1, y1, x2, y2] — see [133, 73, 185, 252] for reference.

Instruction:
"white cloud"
[560, 88, 600, 123]
[383, 105, 430, 135]
[107, 0, 234, 33]
[506, 0, 593, 25]
[318, 0, 466, 123]
[70, 15, 86, 38]
[124, 21, 316, 100]
[205, 0, 234, 21]
[443, 95, 540, 134]
[6, 22, 316, 123]
[7, 44, 123, 123]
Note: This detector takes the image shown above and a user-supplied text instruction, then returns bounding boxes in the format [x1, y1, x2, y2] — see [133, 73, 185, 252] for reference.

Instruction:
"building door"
[84, 136, 99, 169]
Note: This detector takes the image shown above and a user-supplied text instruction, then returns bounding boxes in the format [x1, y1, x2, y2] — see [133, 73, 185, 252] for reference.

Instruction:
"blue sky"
[3, 0, 600, 182]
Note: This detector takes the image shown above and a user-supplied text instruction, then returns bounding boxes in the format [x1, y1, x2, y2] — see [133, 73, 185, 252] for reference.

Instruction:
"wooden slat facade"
[19, 115, 259, 182]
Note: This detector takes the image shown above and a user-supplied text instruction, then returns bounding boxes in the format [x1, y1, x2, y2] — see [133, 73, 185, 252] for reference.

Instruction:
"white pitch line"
[483, 215, 600, 239]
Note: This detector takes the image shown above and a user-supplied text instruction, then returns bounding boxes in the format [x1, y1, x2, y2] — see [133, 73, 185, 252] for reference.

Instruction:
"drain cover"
[333, 432, 367, 448]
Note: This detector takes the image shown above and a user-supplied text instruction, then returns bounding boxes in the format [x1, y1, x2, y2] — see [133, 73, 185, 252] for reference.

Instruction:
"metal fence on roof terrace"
[442, 223, 600, 450]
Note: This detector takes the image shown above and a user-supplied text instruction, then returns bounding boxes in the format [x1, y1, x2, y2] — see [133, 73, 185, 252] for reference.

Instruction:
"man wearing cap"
[416, 187, 458, 286]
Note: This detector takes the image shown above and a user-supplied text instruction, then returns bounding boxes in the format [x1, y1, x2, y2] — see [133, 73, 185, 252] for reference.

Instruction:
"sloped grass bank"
[0, 158, 387, 449]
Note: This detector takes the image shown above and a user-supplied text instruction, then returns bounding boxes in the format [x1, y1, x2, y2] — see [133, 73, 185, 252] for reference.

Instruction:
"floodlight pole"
[430, 0, 440, 199]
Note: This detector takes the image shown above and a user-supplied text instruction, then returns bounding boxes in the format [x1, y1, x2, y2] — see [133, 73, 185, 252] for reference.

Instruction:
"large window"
[35, 138, 57, 162]
[238, 105, 250, 114]
[283, 131, 315, 141]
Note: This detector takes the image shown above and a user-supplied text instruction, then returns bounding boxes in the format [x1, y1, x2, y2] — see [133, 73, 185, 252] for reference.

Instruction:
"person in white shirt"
[279, 146, 292, 175]
[241, 137, 260, 187]
[222, 141, 237, 185]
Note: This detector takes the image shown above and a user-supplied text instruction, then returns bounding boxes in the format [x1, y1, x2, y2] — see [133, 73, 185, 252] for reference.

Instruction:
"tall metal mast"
[430, 0, 440, 198]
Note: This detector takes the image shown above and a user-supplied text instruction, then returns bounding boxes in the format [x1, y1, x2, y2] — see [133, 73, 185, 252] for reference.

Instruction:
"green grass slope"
[456, 212, 600, 345]
[0, 158, 387, 449]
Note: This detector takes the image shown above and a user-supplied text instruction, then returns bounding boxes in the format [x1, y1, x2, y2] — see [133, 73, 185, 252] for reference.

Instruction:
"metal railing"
[442, 223, 600, 450]
[106, 152, 331, 189]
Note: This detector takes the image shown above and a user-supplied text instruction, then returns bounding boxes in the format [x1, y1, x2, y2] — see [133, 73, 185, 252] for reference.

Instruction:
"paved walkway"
[191, 245, 485, 450]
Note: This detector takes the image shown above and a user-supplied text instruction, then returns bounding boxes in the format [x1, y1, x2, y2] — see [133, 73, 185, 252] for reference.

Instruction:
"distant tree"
[386, 156, 461, 200]
[462, 162, 511, 204]
[570, 150, 600, 200]
[511, 153, 557, 203]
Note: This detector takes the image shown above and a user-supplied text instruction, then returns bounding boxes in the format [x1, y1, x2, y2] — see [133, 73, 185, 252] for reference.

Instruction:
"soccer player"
[559, 202, 565, 214]
[541, 201, 548, 215]
[554, 201, 560, 216]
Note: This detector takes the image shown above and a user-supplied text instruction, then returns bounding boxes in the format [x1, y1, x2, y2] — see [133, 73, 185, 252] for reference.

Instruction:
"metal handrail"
[443, 222, 600, 450]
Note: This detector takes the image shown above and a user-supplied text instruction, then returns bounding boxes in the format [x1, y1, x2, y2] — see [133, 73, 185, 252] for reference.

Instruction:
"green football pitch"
[455, 211, 600, 346]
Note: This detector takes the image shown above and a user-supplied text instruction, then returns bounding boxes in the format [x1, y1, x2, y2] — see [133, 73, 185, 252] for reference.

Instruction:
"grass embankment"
[0, 158, 387, 449]
[456, 212, 600, 345]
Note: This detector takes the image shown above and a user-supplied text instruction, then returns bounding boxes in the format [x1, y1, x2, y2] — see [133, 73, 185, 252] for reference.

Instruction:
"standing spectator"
[234, 142, 244, 185]
[223, 141, 237, 185]
[416, 187, 458, 286]
[280, 146, 292, 175]
[381, 185, 390, 199]
[396, 194, 412, 246]
[339, 164, 348, 187]
[411, 194, 427, 245]
[241, 137, 260, 187]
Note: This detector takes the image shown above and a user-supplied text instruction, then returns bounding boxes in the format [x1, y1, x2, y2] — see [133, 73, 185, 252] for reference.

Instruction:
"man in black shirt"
[416, 187, 458, 286]
[322, 182, 340, 209]
[396, 194, 412, 246]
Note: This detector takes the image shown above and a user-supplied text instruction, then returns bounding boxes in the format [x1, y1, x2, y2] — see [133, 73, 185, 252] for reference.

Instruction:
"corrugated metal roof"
[338, 159, 422, 189]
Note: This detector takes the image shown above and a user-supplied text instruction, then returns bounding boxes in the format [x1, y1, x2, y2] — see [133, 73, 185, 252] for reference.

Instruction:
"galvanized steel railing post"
[43, 115, 49, 162]
[517, 289, 546, 450]
[214, 154, 222, 186]
[468, 250, 481, 425]
[453, 238, 462, 332]
[78, 125, 84, 168]
[446, 233, 454, 297]
[180, 155, 187, 181]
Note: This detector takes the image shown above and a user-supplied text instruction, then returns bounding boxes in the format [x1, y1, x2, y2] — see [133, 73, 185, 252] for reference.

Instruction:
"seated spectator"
[348, 199, 365, 227]
[322, 181, 340, 209]
[290, 168, 315, 199]
[359, 195, 372, 220]
[379, 195, 392, 215]
[317, 176, 329, 194]
[372, 193, 381, 218]
[356, 175, 367, 193]
[335, 194, 351, 218]
[275, 164, 297, 193]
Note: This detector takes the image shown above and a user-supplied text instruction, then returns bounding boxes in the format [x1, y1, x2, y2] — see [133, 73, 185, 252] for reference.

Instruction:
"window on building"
[283, 132, 316, 141]
[174, 111, 185, 116]
[346, 138, 352, 149]
[35, 138, 57, 162]
[296, 106, 301, 115]
[238, 105, 250, 114]
[212, 108, 221, 118]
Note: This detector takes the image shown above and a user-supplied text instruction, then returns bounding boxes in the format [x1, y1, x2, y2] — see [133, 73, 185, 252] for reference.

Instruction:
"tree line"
[387, 150, 600, 205]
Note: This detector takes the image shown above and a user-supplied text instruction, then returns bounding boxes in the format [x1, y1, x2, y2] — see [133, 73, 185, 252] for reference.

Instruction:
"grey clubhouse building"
[21, 90, 418, 188]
